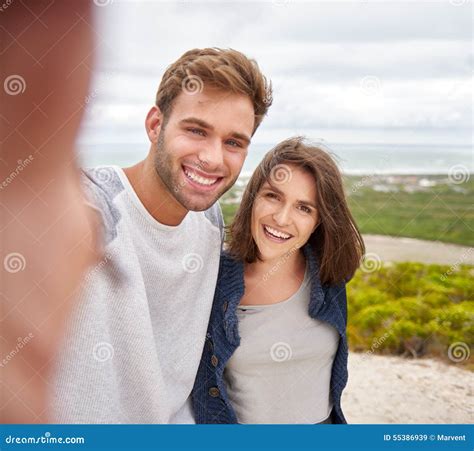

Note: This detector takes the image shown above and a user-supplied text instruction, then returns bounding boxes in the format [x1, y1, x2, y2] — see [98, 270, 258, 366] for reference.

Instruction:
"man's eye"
[188, 128, 205, 136]
[226, 139, 242, 148]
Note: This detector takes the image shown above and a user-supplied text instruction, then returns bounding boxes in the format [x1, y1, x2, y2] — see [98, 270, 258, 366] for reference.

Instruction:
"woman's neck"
[245, 248, 306, 281]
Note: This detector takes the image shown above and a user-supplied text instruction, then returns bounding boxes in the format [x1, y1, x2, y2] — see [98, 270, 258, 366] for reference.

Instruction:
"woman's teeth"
[184, 168, 219, 186]
[264, 225, 291, 240]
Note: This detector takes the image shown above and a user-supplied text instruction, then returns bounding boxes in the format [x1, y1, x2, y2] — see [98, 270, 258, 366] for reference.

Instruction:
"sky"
[78, 0, 473, 163]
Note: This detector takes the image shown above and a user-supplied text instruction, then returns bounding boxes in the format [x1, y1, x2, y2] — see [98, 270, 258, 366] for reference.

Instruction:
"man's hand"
[1, 0, 100, 423]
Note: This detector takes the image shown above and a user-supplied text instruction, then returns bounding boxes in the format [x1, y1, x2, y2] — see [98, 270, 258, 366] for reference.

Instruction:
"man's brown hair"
[155, 48, 272, 134]
[228, 137, 365, 285]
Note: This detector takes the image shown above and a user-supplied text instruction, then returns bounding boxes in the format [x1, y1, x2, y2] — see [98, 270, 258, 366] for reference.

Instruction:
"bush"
[347, 262, 473, 367]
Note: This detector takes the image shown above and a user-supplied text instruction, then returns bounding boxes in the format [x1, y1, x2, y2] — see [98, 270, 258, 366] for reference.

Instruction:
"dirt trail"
[363, 235, 473, 265]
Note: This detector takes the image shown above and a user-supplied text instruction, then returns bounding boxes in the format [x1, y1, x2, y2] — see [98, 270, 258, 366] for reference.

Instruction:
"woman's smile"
[262, 224, 294, 243]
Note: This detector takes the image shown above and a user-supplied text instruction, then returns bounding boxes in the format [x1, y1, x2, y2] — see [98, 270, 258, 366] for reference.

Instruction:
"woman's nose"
[272, 205, 292, 226]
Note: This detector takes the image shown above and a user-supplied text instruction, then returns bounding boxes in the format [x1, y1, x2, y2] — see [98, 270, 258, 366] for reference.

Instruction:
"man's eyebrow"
[179, 117, 251, 145]
[230, 131, 251, 146]
[264, 182, 317, 209]
[179, 117, 214, 130]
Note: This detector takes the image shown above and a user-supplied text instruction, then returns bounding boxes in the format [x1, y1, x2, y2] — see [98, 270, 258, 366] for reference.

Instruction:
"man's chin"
[177, 194, 221, 212]
[175, 181, 234, 212]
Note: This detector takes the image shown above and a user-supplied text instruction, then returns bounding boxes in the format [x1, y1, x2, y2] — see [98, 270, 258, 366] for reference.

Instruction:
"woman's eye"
[299, 205, 311, 214]
[265, 192, 278, 200]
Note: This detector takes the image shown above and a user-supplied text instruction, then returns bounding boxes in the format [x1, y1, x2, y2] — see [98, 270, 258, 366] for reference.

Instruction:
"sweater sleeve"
[204, 201, 225, 244]
[80, 168, 122, 246]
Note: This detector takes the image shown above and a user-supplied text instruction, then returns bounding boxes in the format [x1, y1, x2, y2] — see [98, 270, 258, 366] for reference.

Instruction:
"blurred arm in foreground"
[1, 0, 100, 423]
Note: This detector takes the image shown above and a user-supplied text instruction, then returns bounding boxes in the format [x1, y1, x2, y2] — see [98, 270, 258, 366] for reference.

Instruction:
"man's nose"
[197, 140, 224, 172]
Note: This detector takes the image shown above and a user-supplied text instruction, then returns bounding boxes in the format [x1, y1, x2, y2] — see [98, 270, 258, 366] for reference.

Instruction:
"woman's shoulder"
[219, 250, 242, 269]
[215, 251, 245, 296]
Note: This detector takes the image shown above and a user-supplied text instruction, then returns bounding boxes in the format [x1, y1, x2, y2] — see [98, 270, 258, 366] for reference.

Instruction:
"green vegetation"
[220, 175, 474, 246]
[347, 262, 473, 368]
[346, 176, 474, 247]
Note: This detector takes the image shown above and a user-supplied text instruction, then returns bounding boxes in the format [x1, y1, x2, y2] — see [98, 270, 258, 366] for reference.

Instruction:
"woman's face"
[251, 164, 319, 262]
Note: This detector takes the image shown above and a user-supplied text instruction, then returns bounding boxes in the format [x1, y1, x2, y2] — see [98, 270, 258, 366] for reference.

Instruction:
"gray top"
[50, 166, 223, 423]
[224, 264, 340, 424]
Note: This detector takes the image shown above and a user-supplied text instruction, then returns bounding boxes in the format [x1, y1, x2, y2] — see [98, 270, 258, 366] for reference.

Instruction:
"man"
[50, 48, 272, 423]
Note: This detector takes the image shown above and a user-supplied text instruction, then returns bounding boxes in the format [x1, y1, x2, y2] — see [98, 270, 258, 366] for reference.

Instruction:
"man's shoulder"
[202, 202, 224, 239]
[81, 166, 124, 197]
[80, 166, 124, 246]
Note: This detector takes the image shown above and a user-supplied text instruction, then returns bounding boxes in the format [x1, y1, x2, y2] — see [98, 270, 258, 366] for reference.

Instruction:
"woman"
[192, 137, 364, 424]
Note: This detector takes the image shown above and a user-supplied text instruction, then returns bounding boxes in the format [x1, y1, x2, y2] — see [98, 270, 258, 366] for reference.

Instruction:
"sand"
[363, 234, 474, 266]
[343, 352, 473, 424]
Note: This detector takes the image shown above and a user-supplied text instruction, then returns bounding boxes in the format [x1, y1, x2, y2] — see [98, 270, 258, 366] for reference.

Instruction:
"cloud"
[80, 0, 472, 146]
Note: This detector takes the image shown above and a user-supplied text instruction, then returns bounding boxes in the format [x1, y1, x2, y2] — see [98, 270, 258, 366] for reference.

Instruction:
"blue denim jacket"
[192, 244, 349, 424]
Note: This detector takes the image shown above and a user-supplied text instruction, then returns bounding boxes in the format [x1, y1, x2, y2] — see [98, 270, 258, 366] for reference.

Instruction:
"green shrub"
[347, 262, 473, 367]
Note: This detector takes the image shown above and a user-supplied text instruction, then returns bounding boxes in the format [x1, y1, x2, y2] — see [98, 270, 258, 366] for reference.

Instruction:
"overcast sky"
[79, 0, 473, 151]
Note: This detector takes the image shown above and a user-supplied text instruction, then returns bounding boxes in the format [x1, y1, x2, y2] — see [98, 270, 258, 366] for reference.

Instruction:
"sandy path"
[363, 235, 473, 265]
[342, 352, 473, 424]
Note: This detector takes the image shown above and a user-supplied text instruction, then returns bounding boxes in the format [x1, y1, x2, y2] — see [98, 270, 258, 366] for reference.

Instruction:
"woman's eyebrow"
[264, 182, 284, 195]
[265, 182, 316, 208]
[297, 199, 317, 209]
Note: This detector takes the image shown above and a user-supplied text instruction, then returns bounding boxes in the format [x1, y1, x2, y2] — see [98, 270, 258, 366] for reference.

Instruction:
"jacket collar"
[222, 243, 327, 343]
[302, 243, 327, 318]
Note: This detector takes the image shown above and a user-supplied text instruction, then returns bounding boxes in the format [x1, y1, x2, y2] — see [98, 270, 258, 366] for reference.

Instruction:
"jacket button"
[223, 301, 228, 313]
[208, 387, 220, 398]
[211, 355, 218, 367]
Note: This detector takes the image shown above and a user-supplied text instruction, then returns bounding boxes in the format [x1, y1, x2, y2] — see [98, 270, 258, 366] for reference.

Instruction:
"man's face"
[150, 88, 255, 212]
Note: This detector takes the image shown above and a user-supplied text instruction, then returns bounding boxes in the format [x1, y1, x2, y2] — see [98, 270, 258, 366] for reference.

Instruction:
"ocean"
[78, 142, 473, 176]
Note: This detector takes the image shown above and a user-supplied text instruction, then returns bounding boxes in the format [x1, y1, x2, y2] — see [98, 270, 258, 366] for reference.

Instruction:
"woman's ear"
[145, 106, 164, 144]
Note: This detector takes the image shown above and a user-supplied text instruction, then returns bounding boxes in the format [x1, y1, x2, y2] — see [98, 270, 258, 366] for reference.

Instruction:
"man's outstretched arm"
[1, 0, 101, 423]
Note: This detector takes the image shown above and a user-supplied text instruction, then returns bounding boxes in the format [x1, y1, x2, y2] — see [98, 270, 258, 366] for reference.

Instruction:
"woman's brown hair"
[227, 137, 365, 285]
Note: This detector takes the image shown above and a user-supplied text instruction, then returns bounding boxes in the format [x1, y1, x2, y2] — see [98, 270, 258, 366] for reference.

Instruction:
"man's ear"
[145, 106, 164, 143]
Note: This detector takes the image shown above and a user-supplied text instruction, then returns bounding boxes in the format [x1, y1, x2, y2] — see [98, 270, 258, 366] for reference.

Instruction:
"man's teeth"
[184, 168, 218, 186]
[264, 225, 291, 240]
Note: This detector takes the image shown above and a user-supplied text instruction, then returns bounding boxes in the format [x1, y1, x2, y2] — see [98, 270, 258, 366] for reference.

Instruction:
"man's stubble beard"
[153, 127, 239, 212]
